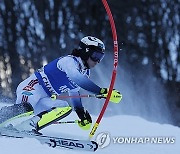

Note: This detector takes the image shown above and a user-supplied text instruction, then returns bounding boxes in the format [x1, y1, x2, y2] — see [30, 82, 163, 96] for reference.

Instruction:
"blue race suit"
[35, 55, 101, 108]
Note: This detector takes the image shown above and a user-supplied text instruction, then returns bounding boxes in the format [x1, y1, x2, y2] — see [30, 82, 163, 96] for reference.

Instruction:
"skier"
[0, 36, 122, 133]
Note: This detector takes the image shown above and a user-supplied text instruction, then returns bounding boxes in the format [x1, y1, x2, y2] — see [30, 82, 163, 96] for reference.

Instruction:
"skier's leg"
[36, 106, 72, 130]
[15, 98, 72, 131]
[33, 97, 72, 130]
[15, 74, 48, 109]
[33, 97, 70, 114]
[0, 103, 33, 125]
[0, 74, 47, 125]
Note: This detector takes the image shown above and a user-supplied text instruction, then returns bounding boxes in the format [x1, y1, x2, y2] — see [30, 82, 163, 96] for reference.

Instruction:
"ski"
[0, 127, 98, 152]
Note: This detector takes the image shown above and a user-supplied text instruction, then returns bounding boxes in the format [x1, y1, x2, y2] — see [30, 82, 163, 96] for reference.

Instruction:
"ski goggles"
[90, 51, 105, 63]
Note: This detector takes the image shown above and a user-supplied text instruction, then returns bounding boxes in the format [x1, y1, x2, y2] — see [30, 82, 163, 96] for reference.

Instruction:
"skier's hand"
[75, 108, 92, 130]
[97, 88, 122, 103]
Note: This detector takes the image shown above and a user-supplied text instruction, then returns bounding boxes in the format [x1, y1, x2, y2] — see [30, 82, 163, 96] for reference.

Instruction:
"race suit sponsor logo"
[23, 85, 35, 91]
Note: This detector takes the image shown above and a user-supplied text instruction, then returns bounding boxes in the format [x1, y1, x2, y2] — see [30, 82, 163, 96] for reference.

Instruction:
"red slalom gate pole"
[89, 0, 119, 139]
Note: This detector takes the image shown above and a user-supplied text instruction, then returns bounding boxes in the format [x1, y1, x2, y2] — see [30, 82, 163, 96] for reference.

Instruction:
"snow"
[0, 104, 180, 154]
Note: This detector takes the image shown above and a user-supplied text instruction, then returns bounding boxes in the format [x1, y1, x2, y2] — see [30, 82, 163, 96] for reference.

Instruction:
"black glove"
[97, 88, 108, 98]
[75, 107, 92, 130]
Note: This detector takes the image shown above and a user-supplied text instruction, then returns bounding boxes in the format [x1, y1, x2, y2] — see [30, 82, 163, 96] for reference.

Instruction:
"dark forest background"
[0, 0, 179, 125]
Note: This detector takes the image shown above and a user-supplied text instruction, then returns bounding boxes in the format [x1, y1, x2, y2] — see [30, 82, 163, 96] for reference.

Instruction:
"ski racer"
[0, 36, 122, 133]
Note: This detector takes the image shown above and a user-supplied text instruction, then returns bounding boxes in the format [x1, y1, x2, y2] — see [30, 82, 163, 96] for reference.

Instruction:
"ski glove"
[75, 107, 92, 130]
[97, 88, 122, 103]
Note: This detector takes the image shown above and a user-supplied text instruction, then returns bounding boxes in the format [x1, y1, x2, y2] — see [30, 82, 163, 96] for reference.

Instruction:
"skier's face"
[87, 57, 99, 68]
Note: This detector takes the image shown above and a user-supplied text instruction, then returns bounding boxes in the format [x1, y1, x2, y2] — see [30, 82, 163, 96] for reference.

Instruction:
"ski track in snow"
[0, 103, 180, 154]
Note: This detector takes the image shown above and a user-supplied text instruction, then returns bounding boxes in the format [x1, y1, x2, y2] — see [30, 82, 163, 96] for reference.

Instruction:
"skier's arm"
[68, 90, 83, 109]
[69, 89, 92, 130]
[68, 70, 101, 94]
[58, 57, 101, 94]
[58, 57, 122, 103]
[67, 65, 122, 103]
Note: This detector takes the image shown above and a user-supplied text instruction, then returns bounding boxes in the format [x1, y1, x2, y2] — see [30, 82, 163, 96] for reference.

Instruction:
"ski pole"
[51, 94, 103, 100]
[53, 120, 79, 124]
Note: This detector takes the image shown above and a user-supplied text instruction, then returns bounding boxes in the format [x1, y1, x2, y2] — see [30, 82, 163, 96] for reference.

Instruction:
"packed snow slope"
[0, 103, 180, 154]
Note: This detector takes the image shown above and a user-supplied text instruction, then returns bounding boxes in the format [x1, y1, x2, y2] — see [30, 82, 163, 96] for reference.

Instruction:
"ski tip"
[91, 141, 98, 151]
